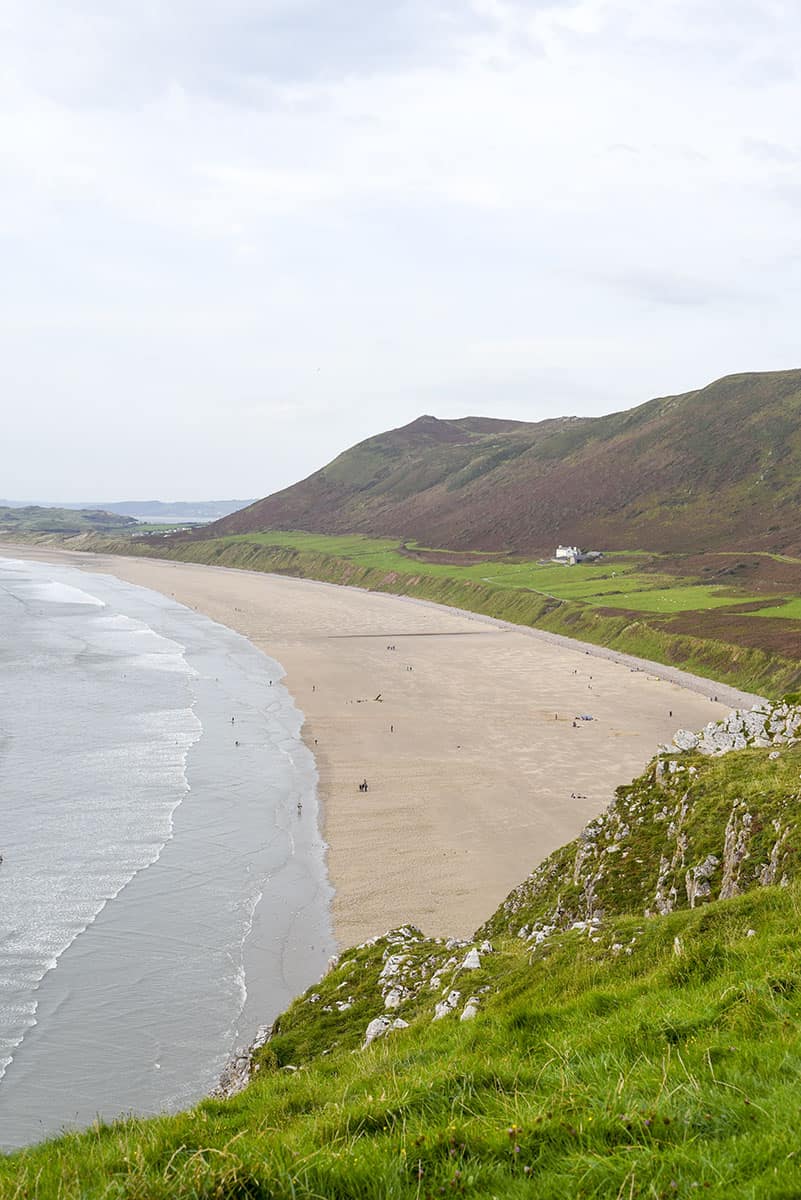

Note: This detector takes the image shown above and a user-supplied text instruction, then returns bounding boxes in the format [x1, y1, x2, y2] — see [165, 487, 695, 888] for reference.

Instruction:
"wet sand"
[0, 545, 761, 947]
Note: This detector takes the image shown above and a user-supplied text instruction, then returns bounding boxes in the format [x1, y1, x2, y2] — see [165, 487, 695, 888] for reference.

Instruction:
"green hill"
[4, 703, 801, 1197]
[0, 505, 137, 536]
[212, 370, 801, 555]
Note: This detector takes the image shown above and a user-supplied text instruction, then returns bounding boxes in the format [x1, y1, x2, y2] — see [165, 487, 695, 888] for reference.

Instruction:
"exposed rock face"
[673, 729, 700, 752]
[719, 805, 753, 900]
[758, 821, 790, 887]
[363, 1016, 409, 1048]
[213, 1024, 274, 1100]
[460, 997, 480, 1021]
[433, 991, 462, 1020]
[672, 702, 801, 758]
[685, 855, 719, 908]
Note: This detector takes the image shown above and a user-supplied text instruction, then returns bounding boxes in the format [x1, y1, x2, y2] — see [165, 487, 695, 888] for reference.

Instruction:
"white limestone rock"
[362, 1016, 409, 1049]
[460, 997, 480, 1021]
[686, 854, 719, 908]
[433, 990, 461, 1020]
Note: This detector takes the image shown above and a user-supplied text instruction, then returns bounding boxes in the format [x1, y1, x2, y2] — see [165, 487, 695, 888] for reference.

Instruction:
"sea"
[0, 556, 334, 1150]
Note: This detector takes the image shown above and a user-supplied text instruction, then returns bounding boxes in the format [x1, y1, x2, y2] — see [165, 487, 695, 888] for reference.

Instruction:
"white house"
[555, 545, 581, 565]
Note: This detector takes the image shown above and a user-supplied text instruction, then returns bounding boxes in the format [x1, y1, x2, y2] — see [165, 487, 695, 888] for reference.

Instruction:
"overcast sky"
[3, 0, 800, 501]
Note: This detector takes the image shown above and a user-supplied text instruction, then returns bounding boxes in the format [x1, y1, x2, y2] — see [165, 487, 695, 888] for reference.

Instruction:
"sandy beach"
[1, 545, 761, 948]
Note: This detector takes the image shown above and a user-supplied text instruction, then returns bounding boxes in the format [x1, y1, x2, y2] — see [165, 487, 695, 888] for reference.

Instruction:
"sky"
[3, 0, 801, 502]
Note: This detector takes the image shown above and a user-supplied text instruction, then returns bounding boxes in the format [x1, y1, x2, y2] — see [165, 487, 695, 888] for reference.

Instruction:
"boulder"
[460, 998, 480, 1021]
[362, 1016, 409, 1049]
[433, 990, 461, 1020]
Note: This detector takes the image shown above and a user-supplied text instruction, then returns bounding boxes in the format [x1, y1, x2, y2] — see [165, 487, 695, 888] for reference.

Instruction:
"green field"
[225, 531, 775, 615]
[751, 598, 801, 620]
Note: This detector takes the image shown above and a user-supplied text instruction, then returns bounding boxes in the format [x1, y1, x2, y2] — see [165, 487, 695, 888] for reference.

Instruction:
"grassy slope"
[5, 734, 801, 1198]
[74, 531, 801, 698]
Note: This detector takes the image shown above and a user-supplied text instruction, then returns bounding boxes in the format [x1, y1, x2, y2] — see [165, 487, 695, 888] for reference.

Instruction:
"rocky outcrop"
[685, 855, 719, 908]
[719, 804, 753, 900]
[362, 1016, 409, 1048]
[213, 1024, 274, 1099]
[670, 701, 801, 758]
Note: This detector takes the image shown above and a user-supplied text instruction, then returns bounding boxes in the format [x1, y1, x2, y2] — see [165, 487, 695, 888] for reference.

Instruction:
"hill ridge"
[211, 368, 801, 554]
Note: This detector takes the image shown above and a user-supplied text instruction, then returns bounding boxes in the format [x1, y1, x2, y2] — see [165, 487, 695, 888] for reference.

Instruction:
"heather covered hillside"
[213, 370, 801, 555]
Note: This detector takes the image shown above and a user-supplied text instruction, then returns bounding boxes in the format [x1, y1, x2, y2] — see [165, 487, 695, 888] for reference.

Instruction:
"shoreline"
[0, 555, 333, 1148]
[0, 543, 762, 947]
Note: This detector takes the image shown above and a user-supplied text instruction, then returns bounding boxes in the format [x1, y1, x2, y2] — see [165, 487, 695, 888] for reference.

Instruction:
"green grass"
[752, 598, 801, 620]
[594, 584, 752, 613]
[4, 885, 801, 1196]
[227, 531, 766, 612]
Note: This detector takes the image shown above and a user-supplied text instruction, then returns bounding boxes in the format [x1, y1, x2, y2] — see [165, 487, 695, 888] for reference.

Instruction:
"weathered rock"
[670, 702, 800, 759]
[460, 997, 480, 1021]
[673, 729, 699, 751]
[433, 990, 461, 1020]
[719, 806, 752, 900]
[758, 821, 788, 886]
[362, 1016, 409, 1049]
[686, 855, 719, 907]
[213, 1023, 273, 1099]
[461, 948, 481, 970]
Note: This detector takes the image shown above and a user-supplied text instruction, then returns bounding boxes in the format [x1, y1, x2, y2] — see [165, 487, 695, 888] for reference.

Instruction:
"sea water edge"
[0, 556, 334, 1150]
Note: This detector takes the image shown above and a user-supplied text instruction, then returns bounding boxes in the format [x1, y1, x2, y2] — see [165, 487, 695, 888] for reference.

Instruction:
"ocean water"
[0, 557, 333, 1150]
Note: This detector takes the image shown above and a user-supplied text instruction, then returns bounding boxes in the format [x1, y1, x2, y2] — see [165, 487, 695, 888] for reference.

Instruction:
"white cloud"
[1, 0, 800, 499]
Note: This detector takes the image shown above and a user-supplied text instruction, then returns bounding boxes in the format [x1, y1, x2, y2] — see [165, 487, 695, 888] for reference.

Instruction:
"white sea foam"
[0, 572, 201, 1089]
[26, 581, 106, 607]
[0, 555, 333, 1148]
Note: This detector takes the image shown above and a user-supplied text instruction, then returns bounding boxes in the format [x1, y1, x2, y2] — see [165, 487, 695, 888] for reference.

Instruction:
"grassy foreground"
[4, 721, 801, 1198]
